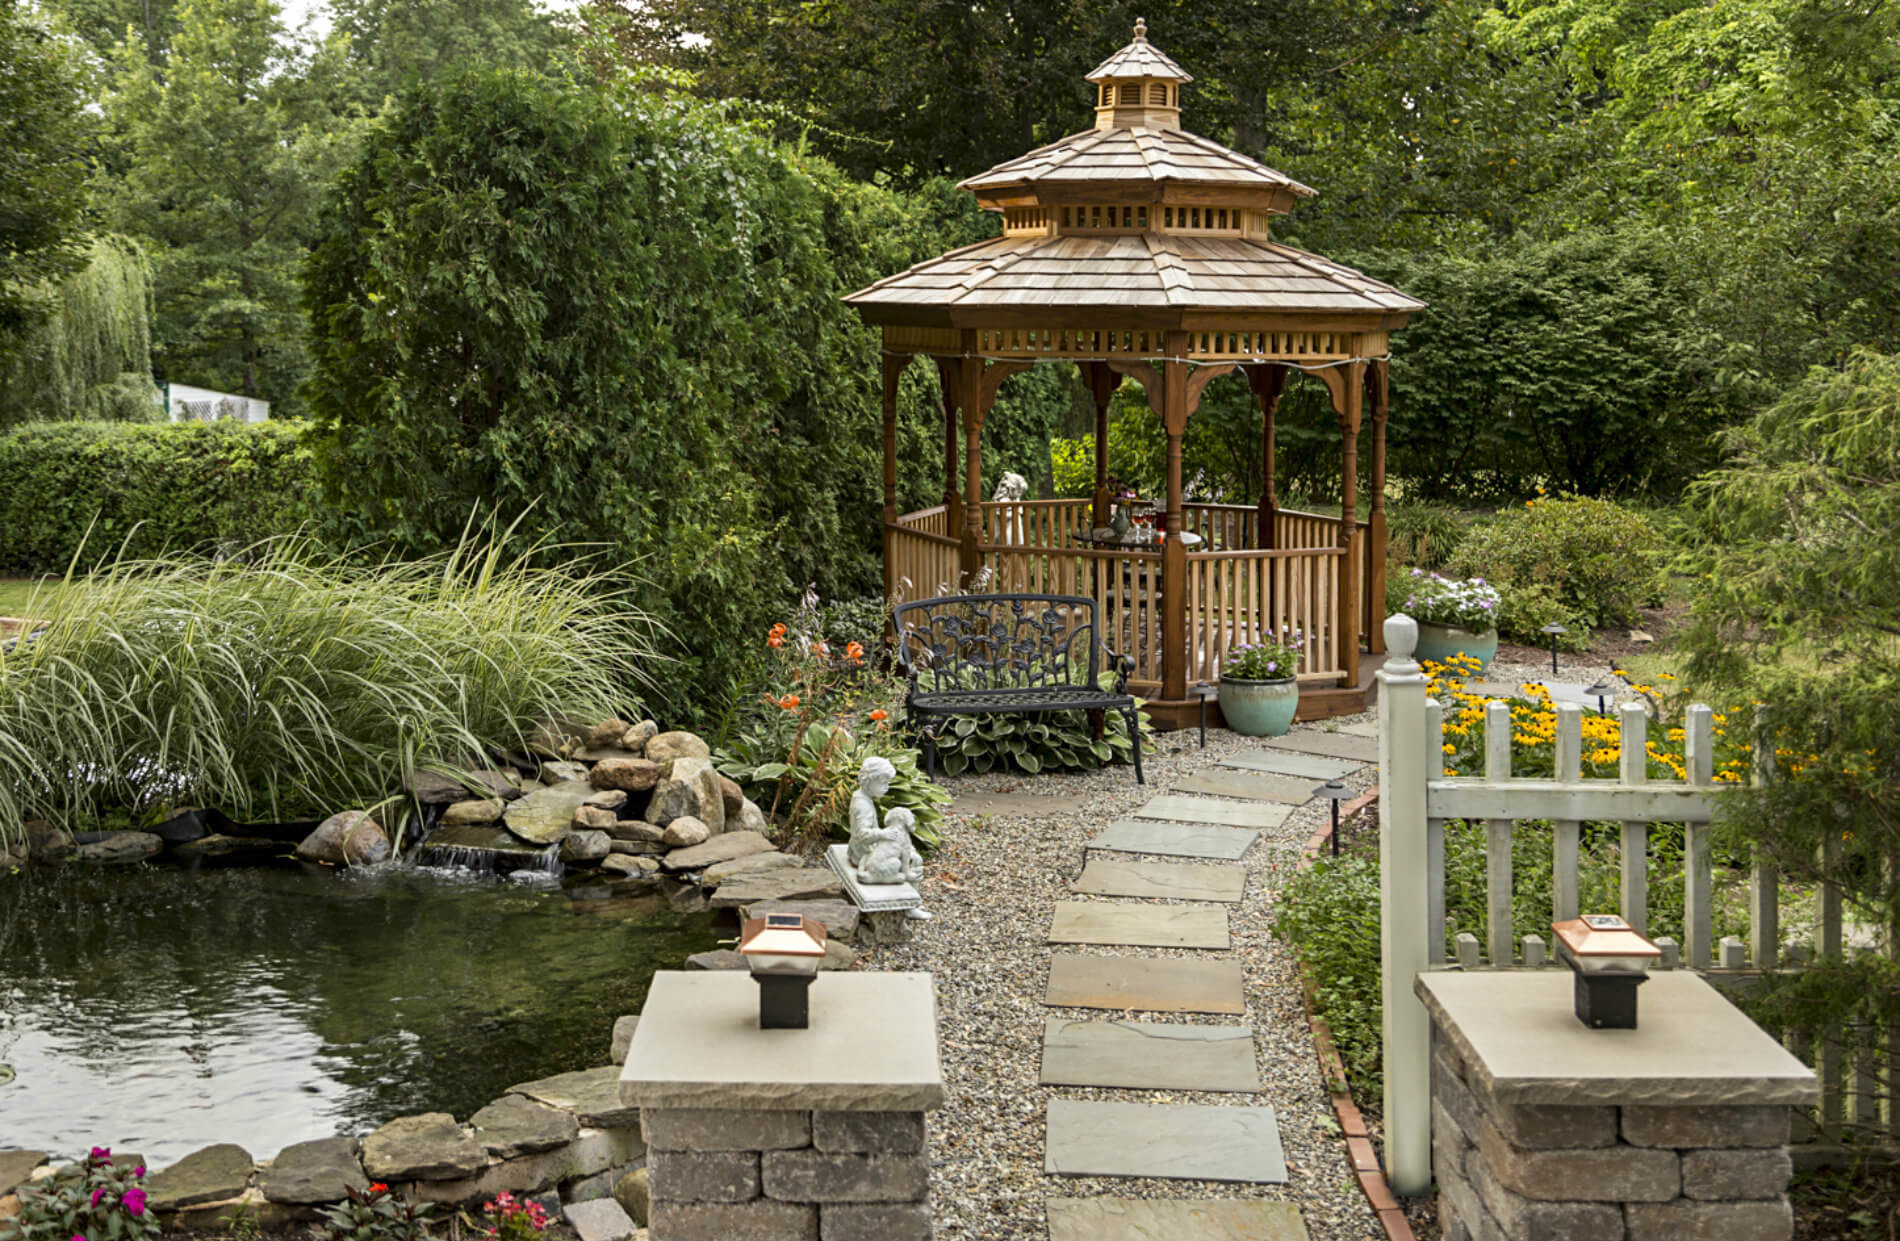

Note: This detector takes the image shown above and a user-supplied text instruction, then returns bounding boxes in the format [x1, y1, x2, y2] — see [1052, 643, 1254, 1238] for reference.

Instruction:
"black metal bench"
[892, 593, 1143, 784]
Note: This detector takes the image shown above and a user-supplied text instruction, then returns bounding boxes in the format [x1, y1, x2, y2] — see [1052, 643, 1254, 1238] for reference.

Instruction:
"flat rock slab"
[148, 1143, 254, 1210]
[707, 867, 843, 908]
[1073, 856, 1244, 902]
[0, 1150, 48, 1197]
[659, 830, 773, 872]
[502, 778, 596, 845]
[1041, 1019, 1260, 1092]
[949, 790, 1085, 819]
[1044, 1100, 1288, 1183]
[700, 850, 800, 886]
[361, 1113, 486, 1182]
[1260, 731, 1380, 763]
[741, 897, 860, 941]
[563, 1196, 636, 1241]
[1048, 901, 1228, 949]
[1045, 954, 1246, 1015]
[509, 1065, 641, 1127]
[1135, 795, 1289, 830]
[469, 1094, 579, 1158]
[1219, 750, 1361, 780]
[1088, 819, 1258, 862]
[1172, 768, 1317, 805]
[1047, 1197, 1309, 1241]
[261, 1137, 367, 1204]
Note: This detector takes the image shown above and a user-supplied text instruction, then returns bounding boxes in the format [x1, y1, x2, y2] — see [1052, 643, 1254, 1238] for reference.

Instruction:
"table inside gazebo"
[887, 499, 1373, 700]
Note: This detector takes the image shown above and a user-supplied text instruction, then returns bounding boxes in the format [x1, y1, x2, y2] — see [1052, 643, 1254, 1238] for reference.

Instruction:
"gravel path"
[852, 716, 1386, 1241]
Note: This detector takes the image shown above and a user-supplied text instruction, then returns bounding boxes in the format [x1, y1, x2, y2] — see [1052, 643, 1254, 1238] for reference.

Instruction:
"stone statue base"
[826, 844, 921, 913]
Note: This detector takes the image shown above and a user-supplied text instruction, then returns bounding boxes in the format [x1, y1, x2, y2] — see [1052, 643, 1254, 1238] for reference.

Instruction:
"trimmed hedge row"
[0, 420, 315, 573]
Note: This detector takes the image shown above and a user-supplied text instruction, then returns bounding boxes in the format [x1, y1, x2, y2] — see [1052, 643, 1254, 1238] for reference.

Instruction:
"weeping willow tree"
[0, 234, 157, 428]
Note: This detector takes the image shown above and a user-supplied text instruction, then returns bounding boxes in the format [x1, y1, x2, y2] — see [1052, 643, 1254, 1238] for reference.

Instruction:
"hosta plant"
[935, 688, 1147, 777]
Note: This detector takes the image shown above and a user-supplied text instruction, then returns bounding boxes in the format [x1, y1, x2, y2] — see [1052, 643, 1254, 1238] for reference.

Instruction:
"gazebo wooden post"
[1247, 364, 1287, 551]
[880, 353, 908, 601]
[1368, 361, 1390, 655]
[1087, 362, 1117, 527]
[953, 352, 985, 587]
[932, 357, 962, 539]
[1160, 335, 1192, 702]
[1336, 360, 1366, 686]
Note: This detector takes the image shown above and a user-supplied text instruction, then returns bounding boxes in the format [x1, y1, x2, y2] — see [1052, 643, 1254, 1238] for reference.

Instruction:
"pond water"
[0, 862, 721, 1165]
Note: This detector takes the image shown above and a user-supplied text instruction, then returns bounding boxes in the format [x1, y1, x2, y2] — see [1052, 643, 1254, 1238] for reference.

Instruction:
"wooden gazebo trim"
[850, 21, 1421, 724]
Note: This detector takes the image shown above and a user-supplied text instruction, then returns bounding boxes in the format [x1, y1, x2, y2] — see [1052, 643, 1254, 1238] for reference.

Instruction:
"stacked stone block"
[1432, 1030, 1797, 1241]
[641, 1108, 929, 1241]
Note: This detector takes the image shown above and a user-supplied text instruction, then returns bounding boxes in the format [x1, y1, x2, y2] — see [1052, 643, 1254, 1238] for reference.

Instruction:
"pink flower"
[123, 1189, 147, 1217]
[90, 1189, 106, 1207]
[133, 1166, 145, 1179]
[88, 1147, 110, 1161]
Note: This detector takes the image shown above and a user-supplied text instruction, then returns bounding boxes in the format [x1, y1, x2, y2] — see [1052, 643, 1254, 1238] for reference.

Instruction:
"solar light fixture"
[1552, 914, 1662, 1029]
[1585, 678, 1618, 714]
[1540, 622, 1568, 676]
[1314, 778, 1352, 857]
[739, 912, 828, 1029]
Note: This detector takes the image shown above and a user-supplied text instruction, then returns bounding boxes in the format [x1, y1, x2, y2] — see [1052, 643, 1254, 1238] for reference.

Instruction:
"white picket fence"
[1374, 614, 1878, 1196]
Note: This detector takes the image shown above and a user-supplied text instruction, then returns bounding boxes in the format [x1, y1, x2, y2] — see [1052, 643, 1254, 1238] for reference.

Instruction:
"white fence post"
[1378, 613, 1432, 1196]
[1618, 700, 1650, 935]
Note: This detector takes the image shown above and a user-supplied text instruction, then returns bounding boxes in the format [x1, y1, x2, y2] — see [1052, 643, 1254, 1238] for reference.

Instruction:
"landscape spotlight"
[1314, 779, 1352, 857]
[1585, 678, 1618, 714]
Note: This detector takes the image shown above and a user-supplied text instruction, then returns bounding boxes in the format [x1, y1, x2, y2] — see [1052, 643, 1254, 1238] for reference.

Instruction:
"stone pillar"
[621, 972, 943, 1241]
[1417, 971, 1817, 1241]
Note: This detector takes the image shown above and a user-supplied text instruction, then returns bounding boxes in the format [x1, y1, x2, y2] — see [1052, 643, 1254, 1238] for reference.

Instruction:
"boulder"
[611, 1167, 648, 1227]
[561, 831, 612, 864]
[648, 758, 725, 832]
[708, 868, 843, 908]
[74, 832, 163, 864]
[261, 1137, 366, 1204]
[667, 884, 710, 915]
[584, 719, 633, 750]
[718, 776, 746, 817]
[582, 789, 628, 811]
[571, 805, 618, 832]
[541, 760, 589, 784]
[151, 809, 211, 845]
[598, 854, 658, 878]
[564, 1196, 635, 1241]
[23, 820, 73, 861]
[147, 1144, 254, 1211]
[700, 851, 801, 886]
[733, 799, 770, 835]
[741, 898, 859, 942]
[502, 779, 596, 846]
[606, 821, 667, 843]
[609, 1015, 640, 1063]
[589, 758, 663, 793]
[361, 1114, 486, 1182]
[659, 830, 774, 873]
[576, 745, 640, 764]
[644, 731, 709, 765]
[0, 1152, 47, 1198]
[407, 768, 522, 804]
[172, 834, 279, 862]
[659, 817, 710, 848]
[295, 813, 390, 867]
[508, 1066, 640, 1128]
[467, 769, 526, 800]
[608, 840, 664, 857]
[441, 799, 504, 827]
[619, 721, 658, 755]
[469, 1095, 580, 1159]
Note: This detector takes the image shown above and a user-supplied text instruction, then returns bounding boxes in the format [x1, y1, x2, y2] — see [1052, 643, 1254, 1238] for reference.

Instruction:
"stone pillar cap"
[1416, 970, 1817, 1107]
[620, 971, 944, 1112]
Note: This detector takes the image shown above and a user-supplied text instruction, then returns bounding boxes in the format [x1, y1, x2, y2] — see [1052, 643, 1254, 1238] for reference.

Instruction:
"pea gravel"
[849, 715, 1389, 1241]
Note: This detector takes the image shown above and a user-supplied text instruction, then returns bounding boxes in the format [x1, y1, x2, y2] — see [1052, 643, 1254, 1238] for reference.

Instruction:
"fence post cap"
[1385, 613, 1418, 662]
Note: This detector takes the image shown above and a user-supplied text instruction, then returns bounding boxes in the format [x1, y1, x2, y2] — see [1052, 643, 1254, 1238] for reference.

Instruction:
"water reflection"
[0, 862, 719, 1164]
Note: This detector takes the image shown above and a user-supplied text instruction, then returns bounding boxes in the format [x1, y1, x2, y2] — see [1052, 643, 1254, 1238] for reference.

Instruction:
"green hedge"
[0, 420, 315, 573]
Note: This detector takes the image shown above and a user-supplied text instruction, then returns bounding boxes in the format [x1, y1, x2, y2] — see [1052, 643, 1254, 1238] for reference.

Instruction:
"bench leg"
[923, 728, 938, 781]
[1122, 705, 1144, 784]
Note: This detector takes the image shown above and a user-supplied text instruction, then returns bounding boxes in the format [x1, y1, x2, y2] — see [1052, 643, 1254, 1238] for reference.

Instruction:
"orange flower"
[368, 1183, 389, 1194]
[778, 694, 800, 710]
[767, 635, 783, 648]
[869, 709, 888, 722]
[769, 622, 787, 636]
[846, 641, 865, 663]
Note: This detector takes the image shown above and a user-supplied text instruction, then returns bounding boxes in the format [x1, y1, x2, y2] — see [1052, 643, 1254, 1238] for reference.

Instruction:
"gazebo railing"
[888, 512, 960, 601]
[978, 543, 1167, 691]
[1186, 547, 1348, 684]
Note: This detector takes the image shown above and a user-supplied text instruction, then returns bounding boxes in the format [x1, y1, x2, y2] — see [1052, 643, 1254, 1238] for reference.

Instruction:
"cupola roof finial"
[1133, 16, 1147, 41]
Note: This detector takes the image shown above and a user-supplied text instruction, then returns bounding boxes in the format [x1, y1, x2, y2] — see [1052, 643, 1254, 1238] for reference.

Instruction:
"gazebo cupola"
[1087, 18, 1189, 130]
[846, 21, 1424, 727]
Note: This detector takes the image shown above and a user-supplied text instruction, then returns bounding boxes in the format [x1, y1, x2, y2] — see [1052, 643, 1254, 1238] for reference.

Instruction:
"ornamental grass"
[0, 535, 661, 844]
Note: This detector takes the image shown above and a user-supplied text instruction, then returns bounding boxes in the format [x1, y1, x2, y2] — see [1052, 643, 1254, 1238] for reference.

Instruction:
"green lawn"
[0, 578, 60, 618]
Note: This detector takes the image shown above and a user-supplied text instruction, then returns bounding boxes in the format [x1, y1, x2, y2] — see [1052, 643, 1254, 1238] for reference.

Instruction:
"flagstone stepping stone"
[1219, 749, 1360, 780]
[1340, 720, 1380, 738]
[1044, 1100, 1288, 1183]
[1044, 954, 1246, 1015]
[1173, 768, 1316, 804]
[1073, 856, 1244, 902]
[949, 790, 1084, 819]
[1261, 731, 1380, 763]
[1088, 819, 1257, 862]
[1048, 900, 1228, 949]
[1047, 1197, 1309, 1241]
[1135, 795, 1289, 830]
[1040, 1019, 1260, 1092]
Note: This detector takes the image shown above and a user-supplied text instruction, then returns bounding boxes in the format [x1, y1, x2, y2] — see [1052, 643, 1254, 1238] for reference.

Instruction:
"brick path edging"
[1294, 788, 1420, 1241]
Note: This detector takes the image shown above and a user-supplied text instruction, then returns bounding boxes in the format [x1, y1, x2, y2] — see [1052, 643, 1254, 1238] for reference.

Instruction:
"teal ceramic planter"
[1412, 621, 1499, 673]
[1218, 676, 1299, 737]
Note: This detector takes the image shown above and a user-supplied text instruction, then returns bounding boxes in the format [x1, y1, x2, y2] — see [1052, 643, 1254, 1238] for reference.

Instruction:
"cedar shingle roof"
[958, 127, 1315, 197]
[1088, 31, 1191, 83]
[845, 233, 1425, 319]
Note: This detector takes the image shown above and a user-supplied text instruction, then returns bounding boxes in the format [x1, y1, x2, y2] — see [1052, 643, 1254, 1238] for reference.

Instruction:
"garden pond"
[0, 860, 720, 1164]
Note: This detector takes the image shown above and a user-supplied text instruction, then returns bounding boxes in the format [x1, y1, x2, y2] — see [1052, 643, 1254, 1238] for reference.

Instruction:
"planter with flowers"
[1402, 570, 1502, 672]
[1218, 628, 1305, 737]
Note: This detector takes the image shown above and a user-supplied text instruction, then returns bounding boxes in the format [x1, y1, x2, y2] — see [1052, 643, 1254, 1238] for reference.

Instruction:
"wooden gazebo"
[846, 21, 1423, 727]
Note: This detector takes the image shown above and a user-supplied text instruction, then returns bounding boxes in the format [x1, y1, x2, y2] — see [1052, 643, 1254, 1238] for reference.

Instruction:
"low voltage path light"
[1585, 678, 1618, 715]
[1314, 779, 1352, 857]
[739, 912, 827, 1030]
[1192, 682, 1217, 748]
[1541, 622, 1568, 676]
[1552, 914, 1662, 1029]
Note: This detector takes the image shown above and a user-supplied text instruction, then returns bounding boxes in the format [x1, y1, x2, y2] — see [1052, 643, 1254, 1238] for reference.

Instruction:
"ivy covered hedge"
[0, 420, 314, 573]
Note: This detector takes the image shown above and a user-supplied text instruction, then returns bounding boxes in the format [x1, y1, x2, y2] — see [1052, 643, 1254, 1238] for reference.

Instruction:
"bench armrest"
[1108, 650, 1135, 696]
